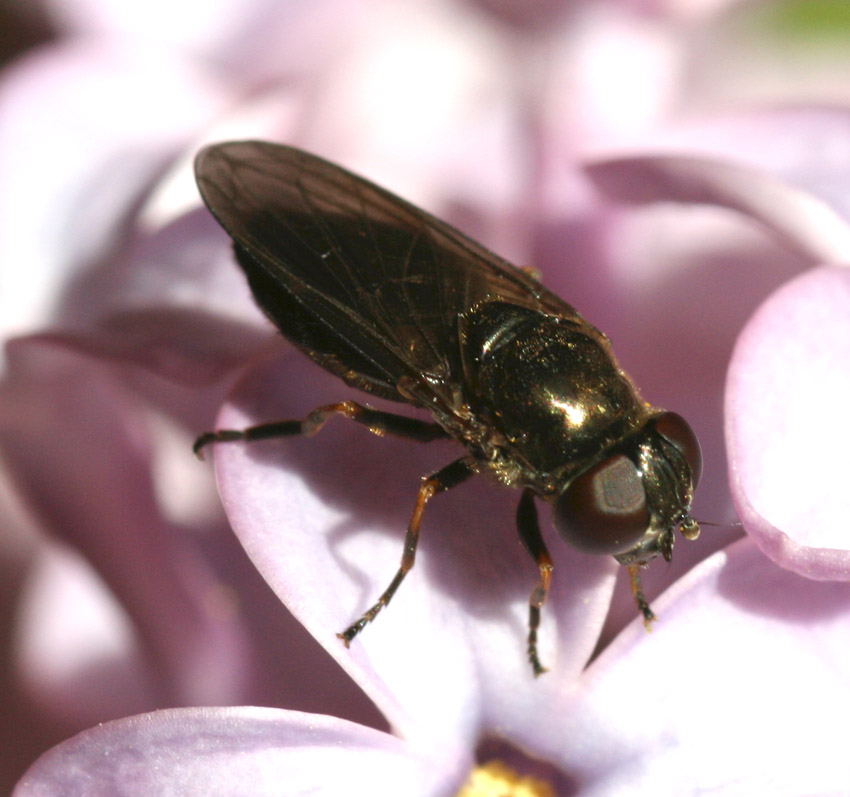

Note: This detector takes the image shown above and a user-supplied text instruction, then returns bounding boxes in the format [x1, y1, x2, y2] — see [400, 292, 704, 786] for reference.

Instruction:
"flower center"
[456, 759, 556, 797]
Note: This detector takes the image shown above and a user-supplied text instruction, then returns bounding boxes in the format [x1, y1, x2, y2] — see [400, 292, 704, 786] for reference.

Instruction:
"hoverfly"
[194, 141, 701, 675]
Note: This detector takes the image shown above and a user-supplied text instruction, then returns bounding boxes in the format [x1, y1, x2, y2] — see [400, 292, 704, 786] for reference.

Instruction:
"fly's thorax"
[459, 302, 648, 483]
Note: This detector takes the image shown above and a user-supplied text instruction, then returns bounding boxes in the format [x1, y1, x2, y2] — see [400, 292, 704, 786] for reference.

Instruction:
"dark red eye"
[553, 454, 649, 555]
[654, 412, 702, 488]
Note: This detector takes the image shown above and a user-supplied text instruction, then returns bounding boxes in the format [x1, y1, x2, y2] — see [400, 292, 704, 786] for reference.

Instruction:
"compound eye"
[554, 454, 649, 555]
[654, 412, 702, 488]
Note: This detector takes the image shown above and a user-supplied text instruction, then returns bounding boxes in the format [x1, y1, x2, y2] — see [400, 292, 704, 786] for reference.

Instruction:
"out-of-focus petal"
[13, 545, 158, 731]
[0, 337, 254, 707]
[599, 107, 850, 226]
[14, 706, 463, 797]
[544, 4, 682, 150]
[212, 353, 617, 750]
[586, 154, 850, 263]
[50, 206, 273, 386]
[551, 536, 850, 794]
[726, 264, 850, 578]
[43, 0, 356, 84]
[0, 41, 226, 337]
[44, 0, 287, 52]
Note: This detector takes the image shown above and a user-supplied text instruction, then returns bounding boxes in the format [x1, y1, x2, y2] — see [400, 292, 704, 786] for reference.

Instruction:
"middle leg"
[337, 455, 479, 646]
[516, 488, 554, 676]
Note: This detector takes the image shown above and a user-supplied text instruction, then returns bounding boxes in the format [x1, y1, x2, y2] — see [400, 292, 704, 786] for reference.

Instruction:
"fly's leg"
[516, 488, 553, 677]
[337, 456, 478, 646]
[193, 400, 449, 458]
[627, 563, 656, 629]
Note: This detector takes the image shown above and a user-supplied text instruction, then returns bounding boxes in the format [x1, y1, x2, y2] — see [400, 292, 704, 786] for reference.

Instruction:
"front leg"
[516, 488, 554, 676]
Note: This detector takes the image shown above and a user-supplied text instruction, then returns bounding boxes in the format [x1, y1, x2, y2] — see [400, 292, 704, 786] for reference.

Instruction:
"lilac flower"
[3, 0, 850, 794]
[17, 536, 850, 795]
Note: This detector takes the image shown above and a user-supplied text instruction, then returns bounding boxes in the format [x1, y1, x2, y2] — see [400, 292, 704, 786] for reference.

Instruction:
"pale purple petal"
[213, 353, 617, 748]
[56, 206, 272, 385]
[601, 107, 850, 225]
[726, 265, 850, 578]
[544, 6, 682, 150]
[45, 0, 282, 51]
[549, 537, 850, 794]
[586, 154, 850, 263]
[44, 0, 358, 85]
[14, 707, 462, 796]
[0, 337, 254, 707]
[13, 546, 160, 732]
[0, 41, 225, 337]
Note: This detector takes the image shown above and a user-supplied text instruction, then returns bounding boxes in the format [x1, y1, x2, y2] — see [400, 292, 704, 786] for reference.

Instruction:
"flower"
[3, 0, 850, 793]
[15, 536, 850, 795]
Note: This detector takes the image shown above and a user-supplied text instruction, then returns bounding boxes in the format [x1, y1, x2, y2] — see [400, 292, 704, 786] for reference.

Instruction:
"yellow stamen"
[456, 760, 556, 797]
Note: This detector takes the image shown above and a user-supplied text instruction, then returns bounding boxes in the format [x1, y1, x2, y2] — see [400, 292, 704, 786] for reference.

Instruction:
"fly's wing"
[195, 140, 591, 416]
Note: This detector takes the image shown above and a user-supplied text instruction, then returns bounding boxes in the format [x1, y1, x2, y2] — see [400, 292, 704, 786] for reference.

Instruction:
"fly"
[194, 141, 702, 675]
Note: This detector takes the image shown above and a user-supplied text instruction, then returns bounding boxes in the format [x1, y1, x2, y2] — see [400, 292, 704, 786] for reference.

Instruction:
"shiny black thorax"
[458, 302, 650, 494]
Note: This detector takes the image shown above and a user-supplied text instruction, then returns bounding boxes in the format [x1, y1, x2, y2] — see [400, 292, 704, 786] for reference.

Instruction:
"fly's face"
[552, 411, 702, 564]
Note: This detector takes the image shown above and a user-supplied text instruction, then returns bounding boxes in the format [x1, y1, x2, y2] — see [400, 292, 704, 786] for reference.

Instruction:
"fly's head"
[551, 412, 702, 565]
